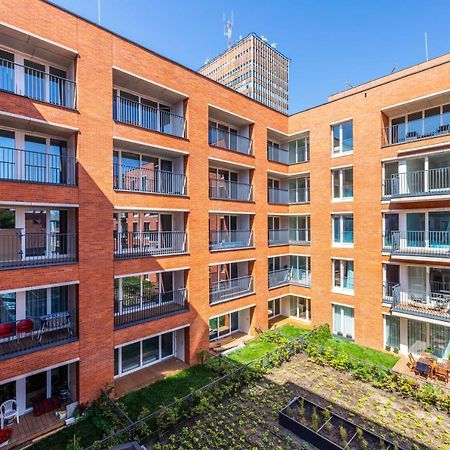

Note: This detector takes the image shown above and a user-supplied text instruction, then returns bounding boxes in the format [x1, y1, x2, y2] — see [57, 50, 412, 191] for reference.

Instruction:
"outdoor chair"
[0, 323, 14, 342]
[16, 319, 34, 342]
[0, 399, 19, 429]
[408, 353, 417, 371]
[434, 365, 449, 383]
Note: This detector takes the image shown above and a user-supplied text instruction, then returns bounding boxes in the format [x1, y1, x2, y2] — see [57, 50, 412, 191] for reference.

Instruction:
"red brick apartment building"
[1, 0, 450, 437]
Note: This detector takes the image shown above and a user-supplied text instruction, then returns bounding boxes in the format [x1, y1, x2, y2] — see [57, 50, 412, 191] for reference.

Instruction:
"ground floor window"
[333, 304, 354, 339]
[407, 319, 450, 358]
[115, 331, 174, 376]
[384, 315, 400, 349]
[209, 311, 239, 340]
[268, 298, 280, 318]
[289, 296, 311, 321]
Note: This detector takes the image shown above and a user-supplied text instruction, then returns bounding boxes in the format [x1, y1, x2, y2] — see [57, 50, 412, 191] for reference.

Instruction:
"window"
[333, 304, 354, 339]
[333, 214, 353, 245]
[209, 311, 239, 340]
[288, 136, 309, 164]
[332, 167, 353, 200]
[383, 213, 399, 247]
[332, 121, 353, 154]
[289, 295, 311, 321]
[385, 315, 400, 349]
[333, 259, 354, 292]
[115, 331, 175, 376]
[289, 177, 309, 203]
[268, 298, 280, 318]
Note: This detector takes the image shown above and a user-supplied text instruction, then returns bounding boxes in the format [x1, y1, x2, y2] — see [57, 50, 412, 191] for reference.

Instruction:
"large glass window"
[289, 295, 311, 321]
[385, 315, 400, 349]
[333, 305, 354, 339]
[332, 121, 353, 154]
[289, 177, 309, 203]
[268, 298, 280, 318]
[332, 167, 353, 199]
[333, 214, 353, 245]
[121, 342, 141, 373]
[288, 136, 309, 164]
[408, 320, 427, 354]
[209, 311, 239, 340]
[333, 259, 354, 291]
[0, 50, 14, 93]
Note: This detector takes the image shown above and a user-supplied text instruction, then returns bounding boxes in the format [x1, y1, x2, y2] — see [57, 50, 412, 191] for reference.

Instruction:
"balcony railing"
[113, 163, 186, 195]
[268, 229, 310, 246]
[0, 300, 77, 359]
[383, 167, 450, 199]
[268, 268, 311, 289]
[384, 231, 450, 258]
[390, 282, 450, 323]
[383, 116, 450, 146]
[113, 96, 186, 138]
[209, 275, 254, 304]
[114, 231, 187, 258]
[267, 145, 289, 164]
[382, 281, 399, 303]
[209, 230, 253, 251]
[268, 187, 289, 204]
[114, 287, 188, 328]
[0, 58, 76, 108]
[0, 232, 77, 269]
[0, 146, 76, 186]
[208, 126, 253, 155]
[209, 179, 252, 201]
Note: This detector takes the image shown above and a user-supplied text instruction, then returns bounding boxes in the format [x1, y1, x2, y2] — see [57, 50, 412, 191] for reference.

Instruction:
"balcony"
[0, 232, 77, 269]
[114, 231, 187, 258]
[268, 268, 311, 289]
[0, 286, 77, 359]
[209, 179, 252, 201]
[268, 187, 309, 205]
[113, 163, 186, 195]
[383, 167, 450, 199]
[209, 230, 253, 251]
[208, 126, 253, 155]
[113, 95, 186, 138]
[267, 144, 289, 164]
[384, 231, 450, 258]
[388, 282, 450, 323]
[0, 146, 76, 186]
[209, 275, 254, 305]
[0, 58, 76, 108]
[268, 229, 310, 246]
[114, 287, 188, 328]
[268, 187, 289, 204]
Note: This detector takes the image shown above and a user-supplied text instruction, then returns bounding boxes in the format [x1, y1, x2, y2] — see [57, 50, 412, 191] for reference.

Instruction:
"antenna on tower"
[97, 0, 101, 25]
[223, 11, 233, 48]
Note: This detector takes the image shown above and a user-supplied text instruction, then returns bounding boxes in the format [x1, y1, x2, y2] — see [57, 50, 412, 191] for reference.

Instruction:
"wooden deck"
[209, 332, 254, 354]
[392, 356, 450, 391]
[113, 357, 188, 399]
[3, 410, 64, 449]
[269, 315, 313, 330]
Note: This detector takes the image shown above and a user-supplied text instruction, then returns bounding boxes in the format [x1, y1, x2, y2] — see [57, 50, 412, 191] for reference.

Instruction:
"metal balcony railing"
[0, 146, 76, 186]
[209, 275, 254, 304]
[268, 229, 310, 246]
[0, 232, 77, 269]
[0, 58, 76, 108]
[0, 297, 77, 359]
[114, 288, 188, 327]
[209, 179, 253, 201]
[113, 163, 186, 195]
[267, 144, 289, 164]
[382, 281, 399, 303]
[114, 231, 187, 258]
[209, 230, 253, 251]
[208, 126, 253, 155]
[113, 96, 186, 138]
[383, 167, 450, 198]
[383, 115, 450, 146]
[390, 282, 450, 323]
[268, 268, 311, 289]
[384, 230, 450, 258]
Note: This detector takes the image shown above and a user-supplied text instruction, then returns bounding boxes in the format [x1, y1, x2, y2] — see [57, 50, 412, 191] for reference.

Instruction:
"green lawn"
[119, 363, 216, 420]
[277, 323, 310, 340]
[227, 339, 277, 364]
[328, 337, 399, 369]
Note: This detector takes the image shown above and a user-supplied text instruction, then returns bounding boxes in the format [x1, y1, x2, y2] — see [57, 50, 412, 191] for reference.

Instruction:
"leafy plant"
[339, 425, 348, 447]
[311, 407, 320, 432]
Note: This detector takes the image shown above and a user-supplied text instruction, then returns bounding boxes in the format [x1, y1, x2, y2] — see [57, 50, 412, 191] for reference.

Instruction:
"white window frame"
[332, 258, 354, 295]
[332, 166, 353, 201]
[209, 311, 239, 341]
[331, 120, 353, 156]
[332, 213, 354, 247]
[332, 304, 355, 340]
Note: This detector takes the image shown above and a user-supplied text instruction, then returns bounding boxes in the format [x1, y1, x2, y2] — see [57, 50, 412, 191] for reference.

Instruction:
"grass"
[277, 323, 311, 340]
[119, 363, 216, 420]
[328, 338, 400, 369]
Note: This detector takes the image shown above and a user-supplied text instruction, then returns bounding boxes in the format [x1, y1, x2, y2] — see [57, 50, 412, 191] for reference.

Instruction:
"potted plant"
[393, 347, 399, 354]
[385, 345, 391, 352]
[0, 428, 13, 448]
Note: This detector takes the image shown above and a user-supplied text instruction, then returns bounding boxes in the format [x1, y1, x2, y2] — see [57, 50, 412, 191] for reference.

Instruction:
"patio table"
[417, 356, 436, 379]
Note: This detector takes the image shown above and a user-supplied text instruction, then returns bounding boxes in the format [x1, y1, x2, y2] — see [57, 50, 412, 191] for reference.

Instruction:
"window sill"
[331, 150, 353, 158]
[332, 197, 353, 203]
[332, 243, 354, 248]
[332, 288, 354, 296]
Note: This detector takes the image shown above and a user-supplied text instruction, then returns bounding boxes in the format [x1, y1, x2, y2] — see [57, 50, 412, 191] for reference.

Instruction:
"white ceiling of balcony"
[208, 105, 254, 127]
[382, 89, 450, 117]
[113, 137, 188, 158]
[113, 67, 188, 104]
[0, 22, 77, 67]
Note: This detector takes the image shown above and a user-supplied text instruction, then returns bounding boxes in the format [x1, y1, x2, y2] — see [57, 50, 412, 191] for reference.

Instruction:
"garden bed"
[280, 395, 408, 450]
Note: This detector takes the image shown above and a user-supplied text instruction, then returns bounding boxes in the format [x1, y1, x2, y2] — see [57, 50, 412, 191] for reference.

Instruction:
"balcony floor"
[113, 357, 188, 399]
[3, 410, 64, 449]
[392, 303, 450, 323]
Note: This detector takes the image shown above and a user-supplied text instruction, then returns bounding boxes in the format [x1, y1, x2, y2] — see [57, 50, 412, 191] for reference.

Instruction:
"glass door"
[406, 213, 425, 247]
[407, 266, 426, 303]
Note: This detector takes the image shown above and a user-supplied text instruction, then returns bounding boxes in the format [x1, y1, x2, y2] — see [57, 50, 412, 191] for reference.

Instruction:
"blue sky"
[51, 0, 450, 113]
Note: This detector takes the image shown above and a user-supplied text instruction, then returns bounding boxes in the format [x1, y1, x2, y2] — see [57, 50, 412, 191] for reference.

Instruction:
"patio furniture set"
[409, 352, 450, 383]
